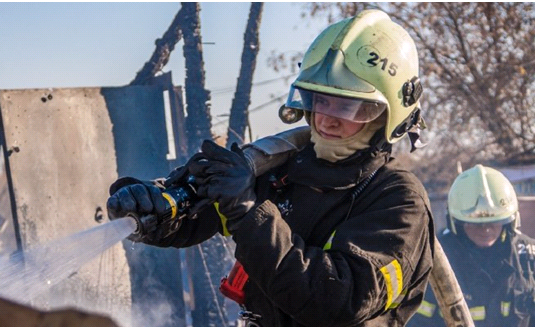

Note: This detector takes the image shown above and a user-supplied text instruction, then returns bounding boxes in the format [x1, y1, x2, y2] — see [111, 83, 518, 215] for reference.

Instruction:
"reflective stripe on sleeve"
[380, 259, 403, 311]
[387, 289, 406, 309]
[323, 230, 336, 250]
[501, 301, 510, 317]
[416, 300, 437, 317]
[469, 306, 486, 321]
[214, 202, 231, 237]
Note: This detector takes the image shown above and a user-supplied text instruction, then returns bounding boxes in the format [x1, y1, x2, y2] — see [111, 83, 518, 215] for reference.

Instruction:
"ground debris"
[0, 297, 118, 326]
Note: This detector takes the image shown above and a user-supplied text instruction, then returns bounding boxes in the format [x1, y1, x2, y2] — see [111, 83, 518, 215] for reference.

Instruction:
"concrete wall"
[102, 85, 187, 326]
[0, 85, 186, 326]
[0, 159, 17, 255]
[0, 87, 132, 324]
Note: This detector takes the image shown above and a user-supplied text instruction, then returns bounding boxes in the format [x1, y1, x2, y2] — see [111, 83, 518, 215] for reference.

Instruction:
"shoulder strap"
[322, 166, 381, 251]
[343, 166, 381, 222]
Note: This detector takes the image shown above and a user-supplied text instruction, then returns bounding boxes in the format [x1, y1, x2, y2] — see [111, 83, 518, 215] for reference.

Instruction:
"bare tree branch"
[130, 5, 184, 85]
[227, 2, 264, 147]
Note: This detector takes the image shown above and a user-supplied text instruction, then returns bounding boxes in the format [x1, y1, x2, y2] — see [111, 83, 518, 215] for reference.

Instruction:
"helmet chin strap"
[408, 117, 428, 152]
[390, 107, 428, 153]
[370, 129, 392, 155]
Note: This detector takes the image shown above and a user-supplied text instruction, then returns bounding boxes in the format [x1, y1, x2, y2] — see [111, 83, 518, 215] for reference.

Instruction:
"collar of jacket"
[448, 230, 514, 284]
[286, 142, 389, 191]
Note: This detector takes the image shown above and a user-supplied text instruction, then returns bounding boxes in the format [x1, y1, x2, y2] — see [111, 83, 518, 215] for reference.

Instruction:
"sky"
[0, 2, 329, 140]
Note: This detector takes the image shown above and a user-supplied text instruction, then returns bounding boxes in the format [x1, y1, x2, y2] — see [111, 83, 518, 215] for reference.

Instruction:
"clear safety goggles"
[285, 86, 387, 123]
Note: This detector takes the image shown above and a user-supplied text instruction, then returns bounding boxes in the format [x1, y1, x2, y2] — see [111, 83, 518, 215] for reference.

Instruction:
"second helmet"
[447, 164, 520, 234]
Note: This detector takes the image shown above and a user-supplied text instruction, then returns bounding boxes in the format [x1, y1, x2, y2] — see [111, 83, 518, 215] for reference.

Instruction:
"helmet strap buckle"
[402, 76, 422, 107]
[391, 107, 427, 152]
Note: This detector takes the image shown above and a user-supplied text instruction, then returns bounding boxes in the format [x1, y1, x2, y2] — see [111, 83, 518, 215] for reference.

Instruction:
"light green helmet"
[282, 9, 425, 144]
[448, 164, 520, 234]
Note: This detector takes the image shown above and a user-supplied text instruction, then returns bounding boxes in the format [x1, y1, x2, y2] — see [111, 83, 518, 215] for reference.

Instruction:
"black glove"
[163, 153, 201, 188]
[187, 140, 256, 230]
[164, 165, 189, 188]
[107, 177, 168, 221]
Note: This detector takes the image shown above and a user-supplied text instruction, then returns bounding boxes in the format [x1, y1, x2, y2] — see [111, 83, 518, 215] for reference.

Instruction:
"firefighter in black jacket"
[107, 10, 435, 326]
[408, 164, 535, 327]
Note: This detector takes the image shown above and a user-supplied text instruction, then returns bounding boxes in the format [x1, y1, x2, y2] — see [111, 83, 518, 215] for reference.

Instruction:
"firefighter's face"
[313, 94, 365, 139]
[463, 222, 503, 248]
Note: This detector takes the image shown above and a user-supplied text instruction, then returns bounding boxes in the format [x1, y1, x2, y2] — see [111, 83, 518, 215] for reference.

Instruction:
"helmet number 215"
[366, 51, 398, 77]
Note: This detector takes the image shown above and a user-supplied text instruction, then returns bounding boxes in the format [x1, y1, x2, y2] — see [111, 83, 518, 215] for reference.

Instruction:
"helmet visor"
[285, 86, 386, 123]
[452, 213, 516, 226]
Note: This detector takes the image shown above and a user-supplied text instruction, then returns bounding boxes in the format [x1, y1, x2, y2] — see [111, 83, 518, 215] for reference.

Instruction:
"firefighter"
[408, 164, 535, 327]
[107, 10, 435, 326]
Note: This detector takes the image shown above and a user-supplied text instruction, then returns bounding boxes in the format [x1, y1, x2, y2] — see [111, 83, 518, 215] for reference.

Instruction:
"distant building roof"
[498, 164, 535, 183]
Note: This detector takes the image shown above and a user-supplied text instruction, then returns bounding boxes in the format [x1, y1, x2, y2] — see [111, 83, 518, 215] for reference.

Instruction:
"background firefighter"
[107, 10, 435, 326]
[407, 165, 535, 327]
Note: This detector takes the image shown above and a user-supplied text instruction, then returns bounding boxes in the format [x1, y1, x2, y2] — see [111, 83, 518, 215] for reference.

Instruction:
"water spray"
[0, 177, 199, 306]
[0, 217, 137, 304]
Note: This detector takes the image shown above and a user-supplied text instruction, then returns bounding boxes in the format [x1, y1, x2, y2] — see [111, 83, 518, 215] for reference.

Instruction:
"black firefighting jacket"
[149, 143, 435, 326]
[407, 229, 535, 327]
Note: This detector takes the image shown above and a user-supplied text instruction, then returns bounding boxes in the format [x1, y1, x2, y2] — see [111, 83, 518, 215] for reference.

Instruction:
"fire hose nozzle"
[124, 181, 198, 241]
[126, 213, 142, 234]
[125, 212, 162, 242]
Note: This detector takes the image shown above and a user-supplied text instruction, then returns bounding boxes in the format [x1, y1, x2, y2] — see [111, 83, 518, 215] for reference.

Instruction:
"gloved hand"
[163, 153, 200, 188]
[164, 165, 190, 188]
[107, 177, 168, 221]
[187, 140, 256, 230]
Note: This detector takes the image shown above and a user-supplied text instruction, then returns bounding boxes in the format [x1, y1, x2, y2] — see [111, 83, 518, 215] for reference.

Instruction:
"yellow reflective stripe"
[380, 259, 403, 310]
[323, 231, 336, 250]
[162, 192, 177, 219]
[501, 301, 510, 317]
[387, 289, 406, 309]
[214, 202, 231, 237]
[416, 300, 436, 317]
[470, 306, 486, 321]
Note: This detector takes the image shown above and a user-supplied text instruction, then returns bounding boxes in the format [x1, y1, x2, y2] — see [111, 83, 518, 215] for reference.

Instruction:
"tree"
[284, 2, 535, 193]
[227, 2, 264, 147]
[179, 2, 213, 156]
[126, 6, 189, 325]
[175, 3, 231, 327]
[130, 6, 184, 86]
[129, 2, 266, 326]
